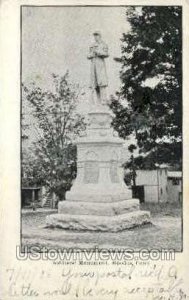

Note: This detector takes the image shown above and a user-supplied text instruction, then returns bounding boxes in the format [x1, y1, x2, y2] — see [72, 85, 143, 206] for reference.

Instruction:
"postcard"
[0, 0, 189, 299]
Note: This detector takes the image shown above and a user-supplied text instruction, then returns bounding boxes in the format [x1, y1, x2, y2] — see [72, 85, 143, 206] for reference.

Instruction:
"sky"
[22, 6, 130, 98]
[22, 6, 132, 151]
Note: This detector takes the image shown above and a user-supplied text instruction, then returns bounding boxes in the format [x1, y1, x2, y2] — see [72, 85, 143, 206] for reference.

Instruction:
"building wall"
[136, 170, 158, 186]
[144, 186, 159, 203]
[167, 178, 182, 202]
[134, 169, 182, 203]
[158, 168, 168, 202]
[135, 169, 168, 203]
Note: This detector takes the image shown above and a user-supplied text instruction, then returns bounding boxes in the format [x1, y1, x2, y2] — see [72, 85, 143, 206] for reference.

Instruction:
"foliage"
[110, 6, 182, 169]
[21, 152, 45, 187]
[22, 72, 85, 199]
[21, 113, 29, 141]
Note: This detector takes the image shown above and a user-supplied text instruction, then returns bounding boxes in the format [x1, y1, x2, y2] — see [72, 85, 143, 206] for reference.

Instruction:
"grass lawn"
[21, 202, 182, 251]
[140, 201, 182, 217]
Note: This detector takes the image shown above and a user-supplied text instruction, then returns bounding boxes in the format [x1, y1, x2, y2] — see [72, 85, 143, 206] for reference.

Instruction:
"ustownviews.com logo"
[16, 246, 175, 261]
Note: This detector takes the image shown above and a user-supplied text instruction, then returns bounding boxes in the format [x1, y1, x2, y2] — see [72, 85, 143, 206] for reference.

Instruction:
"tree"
[123, 144, 137, 186]
[21, 112, 29, 141]
[110, 6, 182, 169]
[22, 72, 86, 200]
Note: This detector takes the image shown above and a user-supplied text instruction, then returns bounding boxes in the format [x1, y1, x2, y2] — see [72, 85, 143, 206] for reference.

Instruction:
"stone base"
[46, 198, 151, 232]
[46, 210, 150, 232]
[58, 199, 140, 216]
[66, 189, 132, 203]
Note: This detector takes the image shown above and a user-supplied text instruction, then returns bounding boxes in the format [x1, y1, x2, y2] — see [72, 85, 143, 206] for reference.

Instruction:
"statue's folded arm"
[96, 46, 109, 58]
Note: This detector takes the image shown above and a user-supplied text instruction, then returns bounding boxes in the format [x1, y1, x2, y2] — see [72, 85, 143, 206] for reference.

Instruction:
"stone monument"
[46, 31, 150, 232]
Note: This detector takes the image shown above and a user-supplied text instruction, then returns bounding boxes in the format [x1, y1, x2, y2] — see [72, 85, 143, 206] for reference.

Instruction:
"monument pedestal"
[46, 105, 150, 232]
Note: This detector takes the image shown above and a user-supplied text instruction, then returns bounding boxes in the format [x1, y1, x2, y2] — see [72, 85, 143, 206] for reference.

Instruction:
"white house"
[135, 168, 168, 203]
[133, 169, 182, 203]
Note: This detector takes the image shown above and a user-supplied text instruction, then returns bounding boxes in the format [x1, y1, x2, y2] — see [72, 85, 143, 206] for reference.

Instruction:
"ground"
[21, 202, 182, 251]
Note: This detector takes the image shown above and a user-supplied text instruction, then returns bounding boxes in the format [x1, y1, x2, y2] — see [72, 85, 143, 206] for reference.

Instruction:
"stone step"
[66, 190, 132, 202]
[43, 197, 51, 208]
[46, 210, 151, 232]
[58, 199, 140, 216]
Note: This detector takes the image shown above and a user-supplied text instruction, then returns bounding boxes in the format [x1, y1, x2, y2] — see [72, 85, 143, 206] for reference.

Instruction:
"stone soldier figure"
[87, 31, 109, 106]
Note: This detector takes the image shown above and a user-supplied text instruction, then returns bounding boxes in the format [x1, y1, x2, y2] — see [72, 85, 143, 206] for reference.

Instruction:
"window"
[172, 178, 180, 185]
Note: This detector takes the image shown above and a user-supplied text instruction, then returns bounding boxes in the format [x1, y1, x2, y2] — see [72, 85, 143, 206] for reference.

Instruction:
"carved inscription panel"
[84, 151, 99, 184]
[110, 161, 119, 183]
[110, 152, 119, 183]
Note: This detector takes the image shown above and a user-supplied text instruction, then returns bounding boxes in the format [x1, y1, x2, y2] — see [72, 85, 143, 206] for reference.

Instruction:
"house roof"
[167, 171, 182, 178]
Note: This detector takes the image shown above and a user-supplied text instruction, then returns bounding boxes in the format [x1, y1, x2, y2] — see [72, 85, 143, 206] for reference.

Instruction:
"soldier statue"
[87, 31, 109, 106]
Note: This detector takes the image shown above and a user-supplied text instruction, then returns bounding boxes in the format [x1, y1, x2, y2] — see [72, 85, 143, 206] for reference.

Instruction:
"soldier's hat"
[93, 30, 101, 36]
